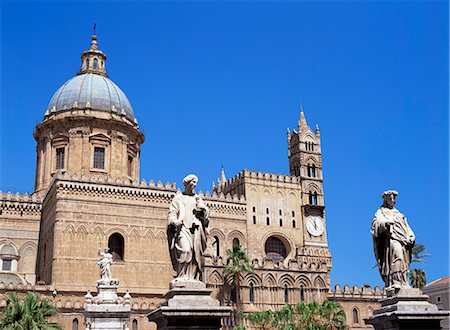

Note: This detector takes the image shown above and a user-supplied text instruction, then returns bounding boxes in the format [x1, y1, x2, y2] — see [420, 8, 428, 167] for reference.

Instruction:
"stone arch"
[105, 227, 128, 239]
[352, 306, 360, 324]
[155, 230, 167, 241]
[313, 275, 326, 288]
[306, 182, 322, 194]
[304, 155, 319, 166]
[64, 224, 76, 235]
[18, 241, 37, 274]
[129, 228, 140, 242]
[227, 230, 245, 246]
[301, 131, 317, 142]
[261, 231, 295, 260]
[279, 274, 295, 287]
[76, 225, 88, 239]
[209, 228, 225, 241]
[263, 273, 277, 287]
[243, 273, 262, 286]
[295, 275, 312, 288]
[143, 229, 156, 241]
[208, 270, 223, 285]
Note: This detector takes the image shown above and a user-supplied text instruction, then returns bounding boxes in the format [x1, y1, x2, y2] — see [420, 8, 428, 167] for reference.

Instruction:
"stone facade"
[0, 34, 382, 329]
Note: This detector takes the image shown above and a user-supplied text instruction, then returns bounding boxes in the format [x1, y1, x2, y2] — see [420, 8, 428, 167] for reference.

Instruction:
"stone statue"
[97, 249, 113, 281]
[168, 174, 209, 284]
[371, 190, 415, 290]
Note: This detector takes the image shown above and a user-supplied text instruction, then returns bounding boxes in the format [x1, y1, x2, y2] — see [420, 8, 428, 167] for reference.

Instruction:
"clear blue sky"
[1, 1, 448, 289]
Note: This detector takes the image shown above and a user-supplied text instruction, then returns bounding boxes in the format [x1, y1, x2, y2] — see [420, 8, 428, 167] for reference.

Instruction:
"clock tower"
[287, 109, 328, 247]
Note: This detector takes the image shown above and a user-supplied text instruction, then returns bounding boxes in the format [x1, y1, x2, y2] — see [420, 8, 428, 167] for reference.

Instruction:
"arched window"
[252, 206, 256, 212]
[72, 318, 79, 330]
[232, 238, 240, 247]
[249, 283, 255, 303]
[0, 244, 19, 272]
[313, 192, 318, 205]
[86, 59, 90, 69]
[266, 208, 269, 214]
[266, 217, 270, 225]
[307, 165, 311, 177]
[213, 236, 220, 257]
[132, 319, 138, 330]
[265, 236, 287, 262]
[353, 308, 359, 324]
[311, 165, 316, 177]
[93, 58, 98, 69]
[308, 191, 313, 205]
[108, 233, 124, 261]
[284, 285, 289, 304]
[279, 219, 283, 227]
[253, 215, 256, 224]
[292, 211, 295, 217]
[231, 286, 237, 303]
[279, 210, 282, 216]
[292, 220, 296, 228]
[300, 286, 305, 301]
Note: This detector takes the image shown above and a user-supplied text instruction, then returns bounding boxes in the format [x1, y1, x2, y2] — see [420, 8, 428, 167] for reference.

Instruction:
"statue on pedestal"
[371, 190, 415, 290]
[97, 249, 113, 284]
[167, 174, 209, 284]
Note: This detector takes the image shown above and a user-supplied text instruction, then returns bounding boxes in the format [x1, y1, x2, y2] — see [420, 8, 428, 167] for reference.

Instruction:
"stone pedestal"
[84, 278, 131, 330]
[147, 280, 232, 330]
[365, 288, 450, 330]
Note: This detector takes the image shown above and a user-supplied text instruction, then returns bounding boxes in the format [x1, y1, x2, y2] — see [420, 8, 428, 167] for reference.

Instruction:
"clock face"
[306, 216, 324, 236]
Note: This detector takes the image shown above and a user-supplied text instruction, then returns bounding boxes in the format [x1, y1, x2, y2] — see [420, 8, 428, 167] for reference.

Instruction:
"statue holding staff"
[371, 190, 415, 289]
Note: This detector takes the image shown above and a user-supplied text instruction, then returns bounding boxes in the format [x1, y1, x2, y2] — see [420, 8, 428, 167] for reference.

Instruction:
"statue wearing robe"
[167, 174, 209, 283]
[371, 190, 415, 289]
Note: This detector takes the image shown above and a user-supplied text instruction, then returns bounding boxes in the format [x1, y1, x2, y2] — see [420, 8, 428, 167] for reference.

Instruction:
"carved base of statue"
[147, 284, 232, 330]
[84, 278, 131, 329]
[365, 288, 450, 330]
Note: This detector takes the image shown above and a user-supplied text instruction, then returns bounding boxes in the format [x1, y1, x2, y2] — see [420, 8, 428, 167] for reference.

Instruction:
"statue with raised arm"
[167, 174, 209, 284]
[371, 190, 415, 290]
[97, 249, 113, 282]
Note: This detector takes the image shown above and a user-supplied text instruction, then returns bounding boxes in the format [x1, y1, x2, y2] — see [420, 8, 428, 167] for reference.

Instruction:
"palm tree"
[317, 300, 347, 330]
[1, 291, 62, 330]
[410, 268, 427, 288]
[411, 243, 430, 265]
[224, 244, 254, 308]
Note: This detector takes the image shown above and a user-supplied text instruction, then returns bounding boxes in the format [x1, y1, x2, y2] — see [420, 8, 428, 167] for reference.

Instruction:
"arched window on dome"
[86, 59, 90, 69]
[108, 233, 124, 261]
[93, 58, 98, 69]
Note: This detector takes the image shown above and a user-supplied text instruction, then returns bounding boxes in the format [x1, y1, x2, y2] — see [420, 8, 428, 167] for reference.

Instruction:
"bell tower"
[287, 109, 327, 246]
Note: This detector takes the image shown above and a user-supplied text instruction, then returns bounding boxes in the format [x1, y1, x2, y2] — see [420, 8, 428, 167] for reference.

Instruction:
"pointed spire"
[219, 165, 227, 185]
[315, 124, 320, 136]
[287, 128, 291, 141]
[78, 30, 107, 77]
[298, 105, 308, 131]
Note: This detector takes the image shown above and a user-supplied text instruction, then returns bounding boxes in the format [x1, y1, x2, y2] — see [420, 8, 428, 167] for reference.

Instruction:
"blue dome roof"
[46, 73, 134, 121]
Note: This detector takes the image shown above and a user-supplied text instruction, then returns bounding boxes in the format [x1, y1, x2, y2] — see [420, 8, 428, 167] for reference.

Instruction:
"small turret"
[298, 107, 308, 131]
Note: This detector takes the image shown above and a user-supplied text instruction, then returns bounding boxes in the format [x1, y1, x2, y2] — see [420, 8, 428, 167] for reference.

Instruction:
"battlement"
[328, 284, 384, 300]
[0, 192, 42, 214]
[44, 172, 246, 206]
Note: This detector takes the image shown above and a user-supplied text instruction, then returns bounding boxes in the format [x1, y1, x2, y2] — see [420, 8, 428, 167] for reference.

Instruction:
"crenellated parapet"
[43, 172, 247, 211]
[328, 284, 384, 301]
[0, 192, 42, 216]
[220, 169, 300, 197]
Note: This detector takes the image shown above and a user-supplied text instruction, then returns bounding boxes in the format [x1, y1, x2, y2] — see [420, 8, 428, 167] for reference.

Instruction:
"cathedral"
[0, 34, 382, 329]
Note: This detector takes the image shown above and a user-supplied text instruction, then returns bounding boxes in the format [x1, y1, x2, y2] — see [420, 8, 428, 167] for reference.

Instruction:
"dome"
[46, 73, 135, 121]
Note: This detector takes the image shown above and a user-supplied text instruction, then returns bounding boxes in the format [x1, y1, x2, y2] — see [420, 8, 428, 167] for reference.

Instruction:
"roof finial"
[93, 23, 97, 36]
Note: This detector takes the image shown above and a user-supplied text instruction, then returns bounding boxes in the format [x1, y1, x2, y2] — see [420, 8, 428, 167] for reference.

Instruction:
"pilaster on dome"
[78, 34, 108, 77]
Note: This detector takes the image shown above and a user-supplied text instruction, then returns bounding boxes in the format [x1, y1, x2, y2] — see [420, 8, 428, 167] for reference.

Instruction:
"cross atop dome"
[78, 32, 107, 77]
